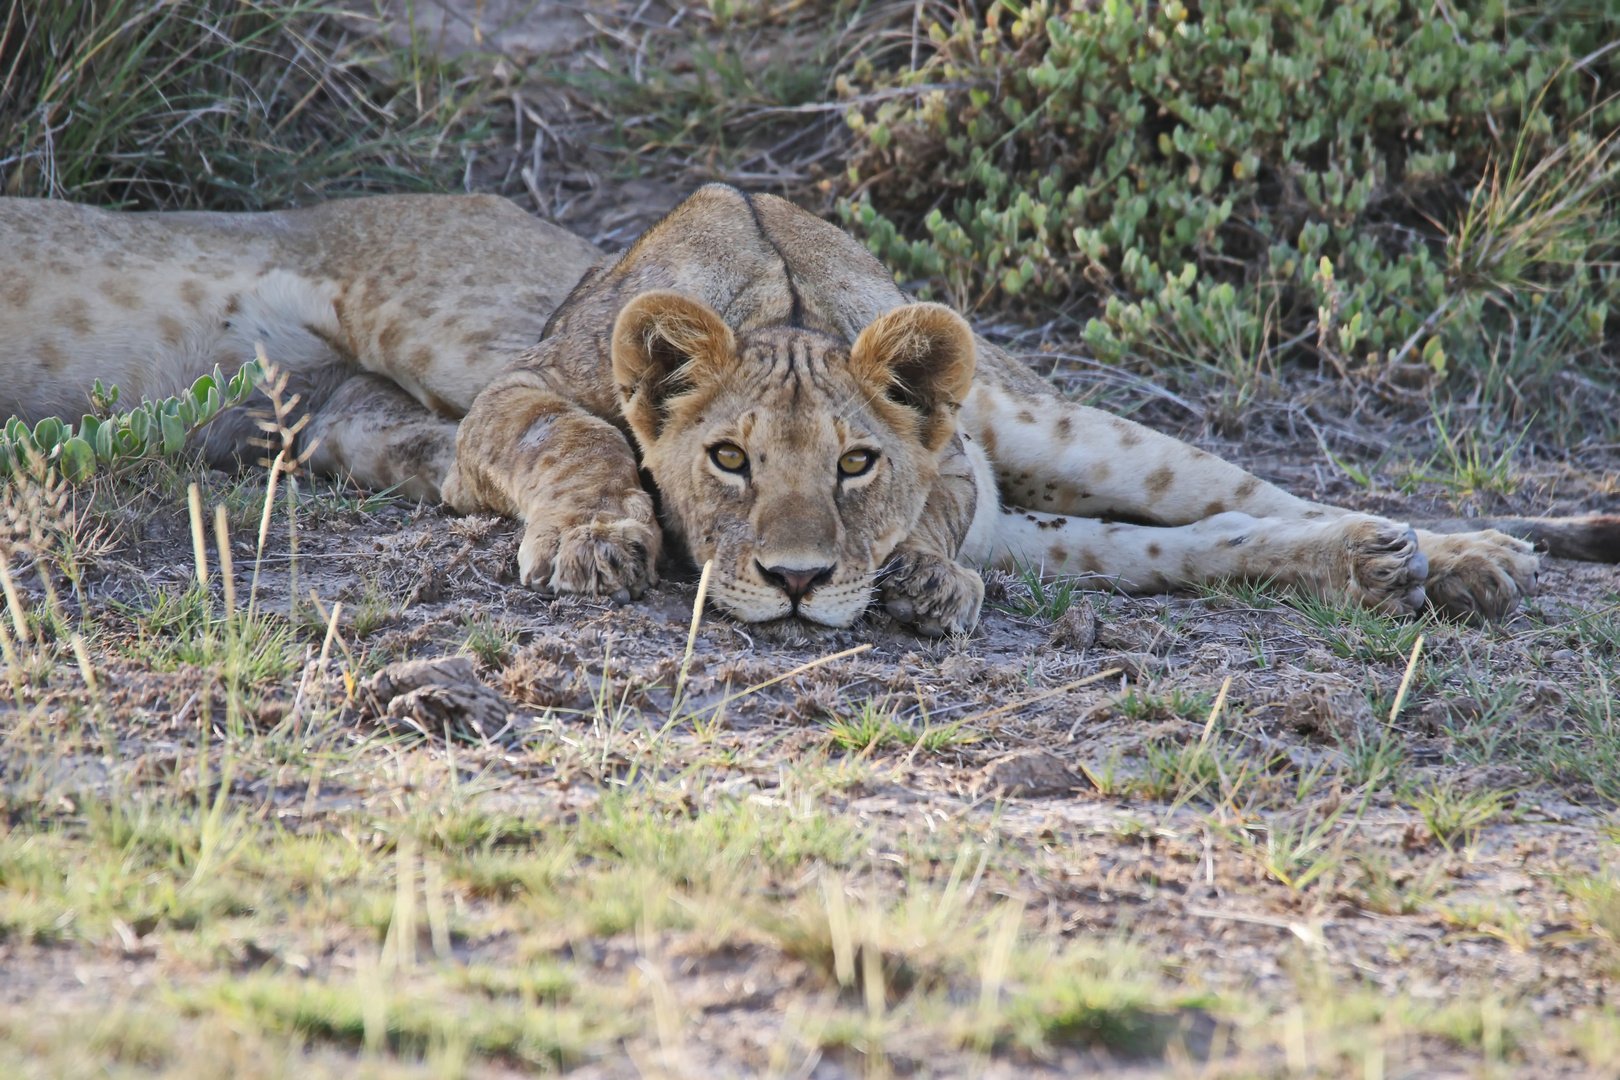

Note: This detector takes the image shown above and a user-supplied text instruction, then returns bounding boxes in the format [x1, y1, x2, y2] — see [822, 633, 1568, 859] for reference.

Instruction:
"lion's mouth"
[706, 573, 874, 629]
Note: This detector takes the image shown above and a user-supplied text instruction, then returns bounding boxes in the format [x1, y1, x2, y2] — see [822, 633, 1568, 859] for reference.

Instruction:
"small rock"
[970, 749, 1081, 798]
[1047, 599, 1097, 651]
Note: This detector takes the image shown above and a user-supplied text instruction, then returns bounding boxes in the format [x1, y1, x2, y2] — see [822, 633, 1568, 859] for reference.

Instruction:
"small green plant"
[1286, 593, 1430, 663]
[1132, 737, 1244, 806]
[1342, 731, 1407, 790]
[1349, 852, 1448, 916]
[1, 362, 261, 483]
[824, 698, 978, 755]
[1411, 412, 1527, 503]
[1413, 784, 1507, 851]
[995, 561, 1084, 619]
[1220, 802, 1354, 894]
[112, 582, 301, 688]
[1194, 576, 1281, 611]
[1112, 687, 1211, 723]
[1439, 899, 1535, 952]
[460, 614, 518, 670]
[345, 576, 398, 640]
[1560, 869, 1620, 946]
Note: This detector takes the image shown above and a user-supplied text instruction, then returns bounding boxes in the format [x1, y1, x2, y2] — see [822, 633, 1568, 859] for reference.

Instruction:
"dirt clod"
[1283, 673, 1379, 742]
[970, 749, 1081, 798]
[1047, 599, 1097, 651]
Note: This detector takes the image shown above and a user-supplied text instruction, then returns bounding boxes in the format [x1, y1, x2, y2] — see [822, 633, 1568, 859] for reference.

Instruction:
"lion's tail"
[1419, 514, 1620, 563]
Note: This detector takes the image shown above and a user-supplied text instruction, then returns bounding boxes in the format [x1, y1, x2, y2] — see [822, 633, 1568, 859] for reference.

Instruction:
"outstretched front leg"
[877, 432, 995, 636]
[443, 370, 660, 601]
[961, 347, 1537, 618]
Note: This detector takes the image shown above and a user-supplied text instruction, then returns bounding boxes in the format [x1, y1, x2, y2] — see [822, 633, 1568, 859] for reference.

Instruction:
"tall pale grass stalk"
[0, 609, 22, 705]
[246, 450, 285, 625]
[670, 558, 714, 718]
[214, 504, 235, 620]
[69, 632, 97, 695]
[188, 482, 209, 586]
[0, 549, 30, 647]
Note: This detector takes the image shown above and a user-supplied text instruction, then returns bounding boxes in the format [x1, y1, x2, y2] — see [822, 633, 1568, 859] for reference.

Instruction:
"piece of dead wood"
[359, 656, 518, 741]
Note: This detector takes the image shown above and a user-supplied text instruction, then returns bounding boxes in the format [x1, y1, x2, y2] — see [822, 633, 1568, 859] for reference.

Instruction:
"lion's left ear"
[612, 290, 737, 446]
[849, 303, 976, 451]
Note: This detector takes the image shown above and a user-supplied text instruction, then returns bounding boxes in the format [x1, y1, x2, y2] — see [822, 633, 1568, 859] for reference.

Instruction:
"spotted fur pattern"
[7, 186, 1614, 631]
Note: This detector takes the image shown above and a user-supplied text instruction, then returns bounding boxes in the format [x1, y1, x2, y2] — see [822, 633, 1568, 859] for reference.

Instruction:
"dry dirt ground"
[2, 400, 1617, 1078]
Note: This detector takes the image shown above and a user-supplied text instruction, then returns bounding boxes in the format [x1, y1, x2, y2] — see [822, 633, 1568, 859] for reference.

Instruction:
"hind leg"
[301, 373, 460, 502]
[961, 361, 1535, 618]
[986, 507, 1431, 615]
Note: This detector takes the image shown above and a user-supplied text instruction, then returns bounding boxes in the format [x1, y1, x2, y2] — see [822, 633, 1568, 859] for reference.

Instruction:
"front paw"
[519, 517, 660, 602]
[1336, 516, 1429, 616]
[879, 550, 984, 637]
[1418, 529, 1538, 621]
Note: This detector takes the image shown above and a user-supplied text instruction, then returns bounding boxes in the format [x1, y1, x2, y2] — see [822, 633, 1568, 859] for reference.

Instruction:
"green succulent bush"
[1, 362, 263, 483]
[835, 0, 1619, 398]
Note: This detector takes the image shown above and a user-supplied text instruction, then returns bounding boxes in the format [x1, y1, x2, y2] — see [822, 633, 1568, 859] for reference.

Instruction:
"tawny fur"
[5, 184, 1611, 632]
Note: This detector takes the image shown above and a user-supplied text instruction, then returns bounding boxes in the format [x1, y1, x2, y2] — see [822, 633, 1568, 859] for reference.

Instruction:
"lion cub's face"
[612, 292, 976, 626]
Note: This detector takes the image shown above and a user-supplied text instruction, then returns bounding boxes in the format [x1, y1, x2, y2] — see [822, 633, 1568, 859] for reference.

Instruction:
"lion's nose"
[757, 562, 835, 603]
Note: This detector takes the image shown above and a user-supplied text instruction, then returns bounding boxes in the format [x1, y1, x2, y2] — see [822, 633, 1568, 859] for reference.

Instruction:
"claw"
[1406, 532, 1428, 580]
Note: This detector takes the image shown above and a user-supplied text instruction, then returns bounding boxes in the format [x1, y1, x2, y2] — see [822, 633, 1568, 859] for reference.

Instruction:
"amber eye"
[838, 449, 876, 477]
[710, 443, 749, 473]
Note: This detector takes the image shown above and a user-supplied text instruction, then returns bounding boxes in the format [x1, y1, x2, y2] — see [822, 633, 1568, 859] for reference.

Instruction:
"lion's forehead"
[717, 334, 879, 440]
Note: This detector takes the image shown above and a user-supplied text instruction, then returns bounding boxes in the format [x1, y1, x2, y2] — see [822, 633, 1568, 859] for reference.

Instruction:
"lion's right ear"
[612, 290, 737, 446]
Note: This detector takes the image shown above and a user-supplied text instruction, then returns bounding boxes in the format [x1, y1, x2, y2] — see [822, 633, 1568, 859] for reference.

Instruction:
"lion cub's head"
[611, 291, 975, 627]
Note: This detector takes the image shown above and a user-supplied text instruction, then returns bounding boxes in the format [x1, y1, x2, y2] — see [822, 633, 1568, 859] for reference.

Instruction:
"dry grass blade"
[671, 558, 714, 716]
[214, 503, 235, 619]
[1389, 634, 1425, 724]
[1200, 674, 1233, 745]
[953, 666, 1123, 728]
[69, 631, 97, 695]
[0, 547, 29, 647]
[187, 482, 208, 585]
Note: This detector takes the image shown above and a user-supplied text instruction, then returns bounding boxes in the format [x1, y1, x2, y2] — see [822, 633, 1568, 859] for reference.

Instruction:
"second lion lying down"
[3, 185, 1614, 632]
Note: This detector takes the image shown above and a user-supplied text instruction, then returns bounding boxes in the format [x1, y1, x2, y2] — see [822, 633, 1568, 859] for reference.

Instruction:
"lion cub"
[5, 185, 1614, 633]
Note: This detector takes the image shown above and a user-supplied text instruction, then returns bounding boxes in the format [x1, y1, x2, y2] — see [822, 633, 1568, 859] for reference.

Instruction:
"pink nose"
[758, 563, 835, 603]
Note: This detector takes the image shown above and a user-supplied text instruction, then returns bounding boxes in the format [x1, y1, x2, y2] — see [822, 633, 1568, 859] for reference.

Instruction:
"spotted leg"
[960, 348, 1536, 619]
